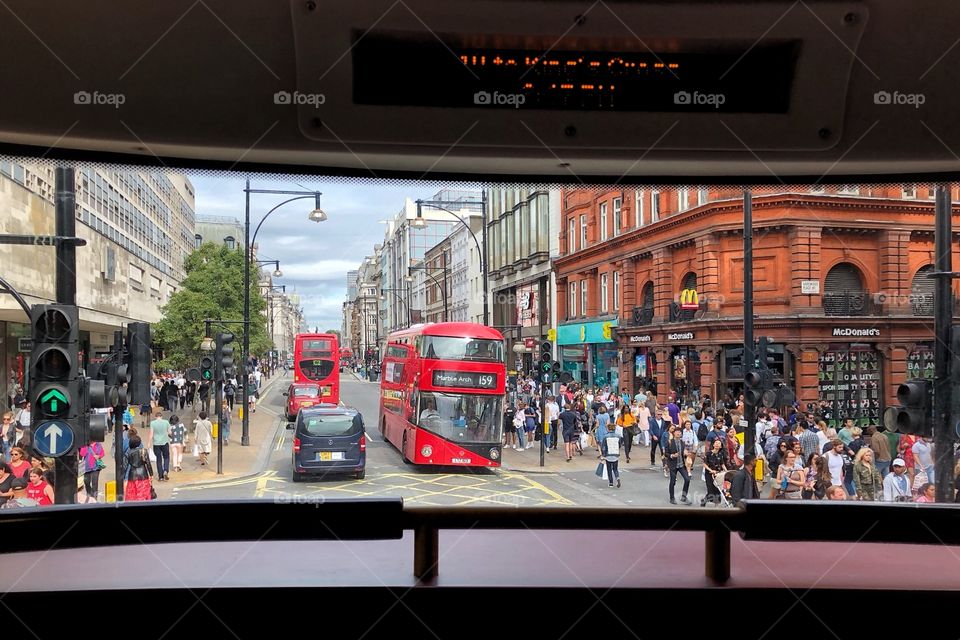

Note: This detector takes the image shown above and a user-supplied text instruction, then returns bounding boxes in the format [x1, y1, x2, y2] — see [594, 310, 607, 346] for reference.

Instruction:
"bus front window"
[421, 336, 503, 362]
[417, 392, 503, 443]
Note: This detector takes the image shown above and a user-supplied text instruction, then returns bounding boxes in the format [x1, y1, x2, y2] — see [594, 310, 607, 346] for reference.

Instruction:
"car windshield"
[421, 336, 503, 362]
[293, 387, 320, 398]
[300, 414, 362, 437]
[416, 392, 503, 444]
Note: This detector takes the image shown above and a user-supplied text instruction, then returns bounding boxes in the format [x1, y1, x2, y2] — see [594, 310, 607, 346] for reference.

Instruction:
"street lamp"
[409, 264, 449, 322]
[380, 287, 410, 327]
[243, 181, 325, 446]
[256, 259, 283, 279]
[414, 194, 488, 325]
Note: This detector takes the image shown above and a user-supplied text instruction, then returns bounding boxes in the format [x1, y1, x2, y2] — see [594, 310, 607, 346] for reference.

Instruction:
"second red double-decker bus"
[293, 333, 340, 404]
[379, 322, 505, 468]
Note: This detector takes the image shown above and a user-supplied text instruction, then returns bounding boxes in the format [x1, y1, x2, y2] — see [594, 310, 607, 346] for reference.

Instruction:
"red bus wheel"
[401, 433, 412, 464]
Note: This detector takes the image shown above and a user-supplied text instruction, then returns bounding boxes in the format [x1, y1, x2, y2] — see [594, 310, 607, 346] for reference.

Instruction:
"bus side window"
[409, 390, 419, 423]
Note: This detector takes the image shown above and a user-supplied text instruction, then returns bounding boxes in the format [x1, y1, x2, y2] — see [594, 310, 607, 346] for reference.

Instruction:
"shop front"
[558, 318, 619, 389]
[669, 337, 701, 406]
[628, 334, 656, 396]
[817, 327, 883, 429]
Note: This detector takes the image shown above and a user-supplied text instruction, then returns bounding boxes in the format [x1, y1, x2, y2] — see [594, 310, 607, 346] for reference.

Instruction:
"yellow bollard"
[212, 421, 219, 438]
[238, 407, 244, 420]
[105, 480, 117, 503]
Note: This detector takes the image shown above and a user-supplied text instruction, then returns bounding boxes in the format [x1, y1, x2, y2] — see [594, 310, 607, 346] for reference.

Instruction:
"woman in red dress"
[124, 434, 154, 501]
[25, 468, 53, 506]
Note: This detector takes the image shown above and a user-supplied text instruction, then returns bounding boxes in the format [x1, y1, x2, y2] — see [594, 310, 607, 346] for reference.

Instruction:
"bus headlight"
[420, 445, 433, 457]
[489, 447, 500, 460]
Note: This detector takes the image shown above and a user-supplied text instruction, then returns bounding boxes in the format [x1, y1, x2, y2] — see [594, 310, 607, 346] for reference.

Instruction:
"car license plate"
[451, 458, 471, 464]
[318, 451, 344, 461]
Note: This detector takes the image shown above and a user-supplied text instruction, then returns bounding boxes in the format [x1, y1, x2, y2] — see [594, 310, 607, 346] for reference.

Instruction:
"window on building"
[613, 271, 620, 311]
[581, 279, 588, 317]
[823, 262, 867, 316]
[224, 236, 236, 250]
[697, 187, 708, 206]
[613, 197, 622, 235]
[599, 202, 608, 241]
[634, 189, 645, 227]
[580, 214, 587, 249]
[569, 281, 577, 318]
[651, 190, 660, 221]
[678, 188, 689, 211]
[568, 218, 576, 254]
[903, 185, 917, 199]
[837, 185, 860, 195]
[194, 234, 202, 248]
[129, 263, 143, 291]
[600, 273, 609, 313]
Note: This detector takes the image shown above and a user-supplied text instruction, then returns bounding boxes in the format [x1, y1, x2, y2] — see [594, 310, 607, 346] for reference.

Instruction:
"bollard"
[105, 480, 116, 503]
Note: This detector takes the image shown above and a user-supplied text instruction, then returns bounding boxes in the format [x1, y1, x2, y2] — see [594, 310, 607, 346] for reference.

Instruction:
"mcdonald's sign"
[679, 288, 700, 310]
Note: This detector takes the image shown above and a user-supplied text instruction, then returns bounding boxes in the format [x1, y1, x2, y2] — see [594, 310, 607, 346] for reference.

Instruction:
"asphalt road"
[173, 372, 731, 508]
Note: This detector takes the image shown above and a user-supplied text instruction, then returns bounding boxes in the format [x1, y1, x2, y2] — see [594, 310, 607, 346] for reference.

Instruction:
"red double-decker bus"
[379, 322, 505, 468]
[293, 333, 340, 404]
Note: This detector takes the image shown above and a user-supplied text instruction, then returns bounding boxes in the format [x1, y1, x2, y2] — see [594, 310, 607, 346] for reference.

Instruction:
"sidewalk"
[95, 372, 288, 501]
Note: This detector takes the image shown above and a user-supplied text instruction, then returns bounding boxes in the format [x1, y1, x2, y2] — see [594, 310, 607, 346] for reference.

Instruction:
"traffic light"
[80, 377, 109, 444]
[884, 379, 933, 436]
[30, 305, 80, 457]
[216, 332, 236, 380]
[199, 354, 214, 382]
[538, 341, 553, 383]
[114, 355, 130, 407]
[126, 322, 152, 407]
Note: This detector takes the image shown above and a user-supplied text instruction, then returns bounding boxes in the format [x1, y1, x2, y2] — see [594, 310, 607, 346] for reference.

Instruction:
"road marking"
[275, 432, 285, 452]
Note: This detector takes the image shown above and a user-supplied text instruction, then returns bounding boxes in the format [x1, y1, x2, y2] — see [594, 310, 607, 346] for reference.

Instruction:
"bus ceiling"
[0, 1, 957, 182]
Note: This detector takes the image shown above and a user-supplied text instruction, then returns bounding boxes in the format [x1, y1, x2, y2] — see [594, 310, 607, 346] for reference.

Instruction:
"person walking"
[25, 467, 54, 505]
[149, 410, 171, 481]
[616, 404, 638, 463]
[599, 421, 623, 488]
[220, 400, 232, 445]
[124, 435, 154, 501]
[665, 427, 690, 504]
[194, 411, 213, 466]
[168, 415, 187, 472]
[648, 409, 665, 468]
[701, 437, 728, 506]
[852, 447, 883, 501]
[223, 379, 235, 413]
[775, 451, 805, 499]
[78, 438, 105, 501]
[559, 404, 581, 462]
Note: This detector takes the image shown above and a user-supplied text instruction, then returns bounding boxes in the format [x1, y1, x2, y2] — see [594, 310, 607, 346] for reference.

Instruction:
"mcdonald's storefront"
[557, 318, 619, 389]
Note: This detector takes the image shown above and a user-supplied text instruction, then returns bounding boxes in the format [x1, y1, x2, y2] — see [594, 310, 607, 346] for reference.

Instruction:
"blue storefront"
[557, 319, 619, 389]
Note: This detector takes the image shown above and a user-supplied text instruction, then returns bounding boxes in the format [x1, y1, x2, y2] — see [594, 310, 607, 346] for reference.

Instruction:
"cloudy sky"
[191, 174, 445, 331]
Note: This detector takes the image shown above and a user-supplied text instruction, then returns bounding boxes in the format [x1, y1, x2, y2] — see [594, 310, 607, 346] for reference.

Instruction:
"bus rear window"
[421, 336, 503, 362]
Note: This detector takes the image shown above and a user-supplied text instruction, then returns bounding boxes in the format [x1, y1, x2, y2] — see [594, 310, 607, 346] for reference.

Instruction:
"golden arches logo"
[679, 288, 699, 310]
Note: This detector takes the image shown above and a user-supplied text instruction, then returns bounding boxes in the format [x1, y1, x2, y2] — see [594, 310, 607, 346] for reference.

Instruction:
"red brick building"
[555, 185, 960, 429]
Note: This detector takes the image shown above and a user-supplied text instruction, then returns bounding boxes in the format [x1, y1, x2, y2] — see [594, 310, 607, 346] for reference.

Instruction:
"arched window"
[823, 262, 866, 316]
[224, 236, 236, 250]
[194, 234, 202, 248]
[681, 272, 697, 291]
[910, 264, 935, 316]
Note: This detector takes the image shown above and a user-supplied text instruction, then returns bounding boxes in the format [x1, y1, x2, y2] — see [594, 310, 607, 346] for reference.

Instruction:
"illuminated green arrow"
[41, 388, 67, 413]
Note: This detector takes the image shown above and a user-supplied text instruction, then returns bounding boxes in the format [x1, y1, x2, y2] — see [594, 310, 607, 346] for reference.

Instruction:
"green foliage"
[154, 243, 270, 371]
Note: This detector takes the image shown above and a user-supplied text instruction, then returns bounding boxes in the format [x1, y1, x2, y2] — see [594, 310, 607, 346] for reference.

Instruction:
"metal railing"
[628, 306, 654, 326]
[823, 291, 872, 316]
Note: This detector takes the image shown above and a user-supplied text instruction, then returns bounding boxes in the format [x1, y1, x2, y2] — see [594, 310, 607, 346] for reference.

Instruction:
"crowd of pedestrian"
[504, 379, 960, 505]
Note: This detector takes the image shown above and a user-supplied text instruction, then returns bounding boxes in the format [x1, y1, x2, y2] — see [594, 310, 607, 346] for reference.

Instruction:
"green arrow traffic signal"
[37, 386, 70, 416]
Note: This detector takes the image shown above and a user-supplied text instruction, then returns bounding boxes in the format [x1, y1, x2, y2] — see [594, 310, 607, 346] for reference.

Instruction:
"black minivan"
[292, 406, 366, 481]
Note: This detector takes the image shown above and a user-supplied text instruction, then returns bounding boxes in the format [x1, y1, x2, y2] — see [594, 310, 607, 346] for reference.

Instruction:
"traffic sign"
[33, 419, 75, 457]
[39, 386, 70, 417]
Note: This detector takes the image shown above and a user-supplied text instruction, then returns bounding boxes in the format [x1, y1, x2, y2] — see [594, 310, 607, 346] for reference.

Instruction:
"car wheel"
[292, 471, 303, 483]
[355, 470, 365, 480]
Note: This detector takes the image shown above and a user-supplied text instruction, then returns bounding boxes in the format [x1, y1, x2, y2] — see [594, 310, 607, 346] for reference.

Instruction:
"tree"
[325, 329, 341, 341]
[154, 243, 271, 371]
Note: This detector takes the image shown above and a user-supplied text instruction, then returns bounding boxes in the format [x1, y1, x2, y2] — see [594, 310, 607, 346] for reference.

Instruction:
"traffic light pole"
[742, 189, 756, 466]
[54, 168, 78, 505]
[932, 185, 956, 503]
[112, 330, 125, 502]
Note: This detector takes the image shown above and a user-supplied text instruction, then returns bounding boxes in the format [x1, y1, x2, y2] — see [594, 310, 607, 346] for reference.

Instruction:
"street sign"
[18, 338, 33, 352]
[33, 419, 75, 457]
[738, 418, 749, 428]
